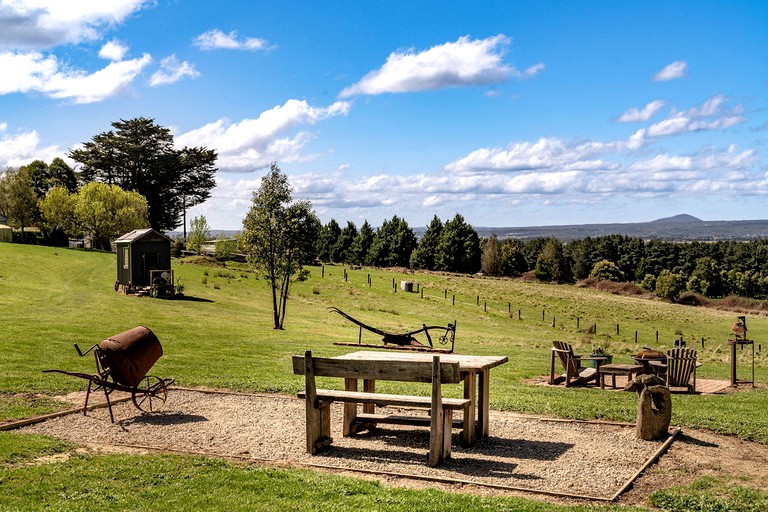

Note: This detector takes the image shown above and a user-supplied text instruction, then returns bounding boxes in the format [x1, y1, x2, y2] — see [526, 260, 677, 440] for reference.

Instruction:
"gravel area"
[19, 388, 664, 500]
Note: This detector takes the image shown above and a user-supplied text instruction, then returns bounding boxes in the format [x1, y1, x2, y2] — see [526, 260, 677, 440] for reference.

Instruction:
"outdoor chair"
[663, 347, 698, 393]
[549, 340, 600, 387]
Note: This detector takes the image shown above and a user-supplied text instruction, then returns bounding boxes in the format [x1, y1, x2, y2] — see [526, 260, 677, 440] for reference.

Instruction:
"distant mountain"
[471, 215, 768, 242]
[649, 214, 703, 224]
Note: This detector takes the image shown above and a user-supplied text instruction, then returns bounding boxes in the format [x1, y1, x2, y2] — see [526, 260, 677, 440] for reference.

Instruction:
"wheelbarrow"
[44, 326, 174, 422]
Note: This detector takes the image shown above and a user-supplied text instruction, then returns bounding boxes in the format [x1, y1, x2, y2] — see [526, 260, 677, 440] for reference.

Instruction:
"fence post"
[452, 295, 455, 306]
[484, 301, 487, 312]
[616, 323, 619, 335]
[635, 331, 638, 344]
[322, 265, 325, 278]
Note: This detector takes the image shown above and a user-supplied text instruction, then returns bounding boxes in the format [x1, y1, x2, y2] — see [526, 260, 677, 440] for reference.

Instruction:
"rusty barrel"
[98, 326, 162, 387]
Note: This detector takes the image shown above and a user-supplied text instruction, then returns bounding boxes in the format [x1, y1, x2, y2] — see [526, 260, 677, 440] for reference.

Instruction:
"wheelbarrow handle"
[74, 343, 99, 357]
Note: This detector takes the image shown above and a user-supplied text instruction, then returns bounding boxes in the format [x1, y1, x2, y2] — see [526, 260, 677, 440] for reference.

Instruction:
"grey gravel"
[20, 389, 664, 499]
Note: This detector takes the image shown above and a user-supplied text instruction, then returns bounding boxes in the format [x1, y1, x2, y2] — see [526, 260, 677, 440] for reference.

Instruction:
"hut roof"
[115, 228, 171, 244]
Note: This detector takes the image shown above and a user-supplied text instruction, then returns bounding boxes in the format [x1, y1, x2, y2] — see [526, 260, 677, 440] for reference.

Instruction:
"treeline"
[312, 216, 768, 301]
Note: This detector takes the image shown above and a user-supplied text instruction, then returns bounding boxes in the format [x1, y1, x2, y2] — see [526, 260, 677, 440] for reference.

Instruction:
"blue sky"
[1, 1, 767, 231]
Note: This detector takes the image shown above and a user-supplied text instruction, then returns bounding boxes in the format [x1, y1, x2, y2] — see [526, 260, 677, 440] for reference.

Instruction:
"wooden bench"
[293, 350, 470, 466]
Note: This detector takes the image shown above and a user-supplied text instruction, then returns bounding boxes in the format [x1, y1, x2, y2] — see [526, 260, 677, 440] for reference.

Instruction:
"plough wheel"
[132, 375, 168, 413]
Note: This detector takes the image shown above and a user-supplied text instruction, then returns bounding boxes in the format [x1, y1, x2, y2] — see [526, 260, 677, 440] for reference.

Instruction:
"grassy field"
[1, 243, 767, 510]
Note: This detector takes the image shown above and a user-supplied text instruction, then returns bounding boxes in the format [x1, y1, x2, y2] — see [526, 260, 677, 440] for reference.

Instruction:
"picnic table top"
[332, 350, 509, 373]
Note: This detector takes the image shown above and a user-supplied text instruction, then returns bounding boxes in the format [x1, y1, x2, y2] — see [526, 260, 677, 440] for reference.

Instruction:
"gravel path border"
[19, 388, 667, 500]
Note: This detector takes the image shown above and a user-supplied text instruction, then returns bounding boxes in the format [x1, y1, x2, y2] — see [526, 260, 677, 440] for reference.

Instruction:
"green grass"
[1, 243, 767, 510]
[6, 244, 764, 439]
[649, 477, 768, 512]
[0, 448, 642, 512]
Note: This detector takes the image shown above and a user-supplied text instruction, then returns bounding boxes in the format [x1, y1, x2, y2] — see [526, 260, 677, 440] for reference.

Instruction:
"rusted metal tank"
[98, 326, 162, 387]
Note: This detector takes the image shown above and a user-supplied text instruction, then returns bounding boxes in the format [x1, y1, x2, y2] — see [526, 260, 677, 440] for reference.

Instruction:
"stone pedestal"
[625, 374, 672, 440]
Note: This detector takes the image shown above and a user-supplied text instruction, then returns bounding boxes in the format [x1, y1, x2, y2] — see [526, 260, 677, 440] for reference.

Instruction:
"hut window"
[123, 248, 129, 269]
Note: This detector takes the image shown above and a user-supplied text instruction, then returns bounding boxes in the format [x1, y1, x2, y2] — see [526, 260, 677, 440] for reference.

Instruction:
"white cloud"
[0, 51, 58, 94]
[0, 124, 60, 168]
[653, 60, 687, 81]
[0, 49, 151, 103]
[517, 62, 545, 79]
[339, 35, 519, 98]
[149, 55, 199, 86]
[0, 0, 151, 50]
[42, 53, 152, 103]
[99, 40, 128, 61]
[193, 29, 270, 51]
[618, 100, 665, 122]
[176, 99, 351, 171]
[646, 95, 743, 138]
[444, 137, 624, 175]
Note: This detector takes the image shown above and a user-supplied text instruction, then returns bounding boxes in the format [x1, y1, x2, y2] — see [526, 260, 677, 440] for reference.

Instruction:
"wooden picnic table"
[332, 350, 508, 445]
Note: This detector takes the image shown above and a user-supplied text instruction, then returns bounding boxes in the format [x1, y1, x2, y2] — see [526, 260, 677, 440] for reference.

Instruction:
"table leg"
[342, 378, 358, 436]
[478, 369, 490, 438]
[462, 370, 477, 446]
[363, 379, 375, 414]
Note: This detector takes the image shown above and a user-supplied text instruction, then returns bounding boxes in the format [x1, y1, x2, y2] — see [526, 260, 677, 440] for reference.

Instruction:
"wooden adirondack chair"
[550, 341, 599, 386]
[664, 347, 697, 393]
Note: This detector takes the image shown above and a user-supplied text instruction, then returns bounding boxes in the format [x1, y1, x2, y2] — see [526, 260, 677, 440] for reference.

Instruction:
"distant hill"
[471, 216, 768, 242]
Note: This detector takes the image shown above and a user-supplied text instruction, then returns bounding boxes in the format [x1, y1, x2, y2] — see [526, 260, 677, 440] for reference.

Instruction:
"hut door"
[143, 252, 159, 284]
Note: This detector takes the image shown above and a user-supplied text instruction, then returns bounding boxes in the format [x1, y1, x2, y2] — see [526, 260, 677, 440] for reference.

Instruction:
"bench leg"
[442, 410, 453, 461]
[307, 400, 332, 454]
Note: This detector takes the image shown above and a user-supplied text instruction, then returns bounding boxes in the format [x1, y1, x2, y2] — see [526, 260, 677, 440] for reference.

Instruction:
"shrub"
[589, 259, 624, 282]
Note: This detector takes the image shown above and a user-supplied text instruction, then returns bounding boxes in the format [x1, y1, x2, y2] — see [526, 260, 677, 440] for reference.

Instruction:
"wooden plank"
[292, 355, 462, 383]
[354, 413, 432, 426]
[333, 351, 508, 372]
[313, 389, 469, 410]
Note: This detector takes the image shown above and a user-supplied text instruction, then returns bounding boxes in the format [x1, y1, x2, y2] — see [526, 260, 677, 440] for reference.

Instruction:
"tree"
[368, 215, 416, 268]
[500, 238, 528, 275]
[480, 234, 503, 276]
[534, 238, 571, 283]
[73, 182, 149, 250]
[410, 215, 443, 270]
[20, 160, 50, 198]
[240, 164, 320, 329]
[333, 221, 357, 263]
[69, 117, 217, 232]
[38, 186, 76, 245]
[187, 215, 211, 254]
[654, 269, 685, 301]
[349, 220, 374, 265]
[0, 167, 39, 241]
[316, 219, 341, 262]
[687, 256, 724, 298]
[47, 157, 78, 193]
[434, 214, 480, 273]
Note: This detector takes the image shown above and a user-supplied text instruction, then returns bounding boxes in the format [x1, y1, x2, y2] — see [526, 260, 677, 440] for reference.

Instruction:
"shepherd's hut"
[115, 228, 172, 288]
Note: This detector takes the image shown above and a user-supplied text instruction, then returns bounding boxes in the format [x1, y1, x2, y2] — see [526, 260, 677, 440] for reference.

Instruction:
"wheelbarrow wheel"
[132, 375, 168, 413]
